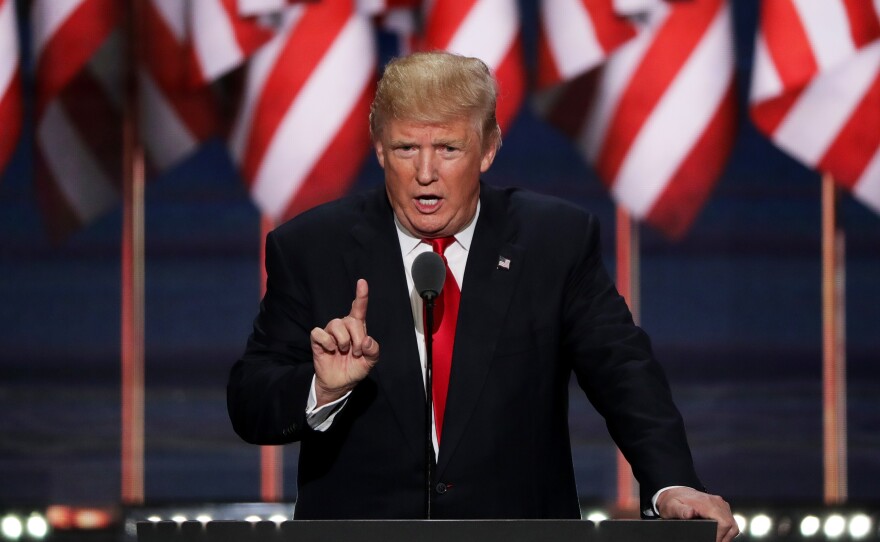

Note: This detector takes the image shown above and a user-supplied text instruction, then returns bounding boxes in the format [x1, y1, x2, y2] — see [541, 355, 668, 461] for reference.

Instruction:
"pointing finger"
[349, 279, 369, 322]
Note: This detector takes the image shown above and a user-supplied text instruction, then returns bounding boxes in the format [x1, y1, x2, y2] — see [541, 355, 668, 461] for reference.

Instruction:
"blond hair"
[369, 51, 502, 150]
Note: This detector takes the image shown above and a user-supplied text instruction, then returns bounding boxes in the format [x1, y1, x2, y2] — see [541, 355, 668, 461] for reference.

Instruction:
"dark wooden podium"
[137, 519, 717, 542]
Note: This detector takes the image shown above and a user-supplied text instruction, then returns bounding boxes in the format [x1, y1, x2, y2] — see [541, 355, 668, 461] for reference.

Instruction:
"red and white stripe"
[536, 0, 638, 89]
[32, 0, 122, 238]
[141, 0, 219, 171]
[229, 0, 376, 222]
[189, 0, 274, 84]
[0, 0, 22, 175]
[421, 0, 525, 132]
[539, 0, 736, 238]
[750, 0, 880, 214]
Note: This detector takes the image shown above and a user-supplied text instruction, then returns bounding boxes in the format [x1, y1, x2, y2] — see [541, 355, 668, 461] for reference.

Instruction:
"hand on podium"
[656, 487, 739, 542]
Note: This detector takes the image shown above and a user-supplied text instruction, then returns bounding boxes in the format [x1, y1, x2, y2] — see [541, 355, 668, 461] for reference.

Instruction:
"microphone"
[412, 251, 445, 301]
[411, 249, 445, 519]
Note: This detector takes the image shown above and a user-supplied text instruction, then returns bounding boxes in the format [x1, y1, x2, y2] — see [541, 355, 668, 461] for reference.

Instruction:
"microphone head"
[412, 251, 446, 300]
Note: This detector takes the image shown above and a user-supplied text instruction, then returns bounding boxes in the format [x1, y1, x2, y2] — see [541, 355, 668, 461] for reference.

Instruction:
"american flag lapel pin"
[497, 256, 511, 270]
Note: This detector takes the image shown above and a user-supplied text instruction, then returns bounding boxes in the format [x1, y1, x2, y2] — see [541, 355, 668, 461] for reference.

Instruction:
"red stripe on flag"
[0, 69, 22, 170]
[645, 82, 736, 239]
[280, 81, 373, 220]
[596, 0, 721, 183]
[759, 0, 818, 90]
[223, 0, 275, 56]
[494, 38, 525, 132]
[35, 0, 121, 117]
[423, 0, 477, 49]
[241, 1, 351, 186]
[817, 69, 880, 191]
[57, 68, 123, 189]
[841, 0, 880, 49]
[583, 0, 637, 54]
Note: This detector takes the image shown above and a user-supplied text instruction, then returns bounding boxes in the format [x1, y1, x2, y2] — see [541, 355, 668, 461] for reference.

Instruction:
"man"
[228, 52, 738, 542]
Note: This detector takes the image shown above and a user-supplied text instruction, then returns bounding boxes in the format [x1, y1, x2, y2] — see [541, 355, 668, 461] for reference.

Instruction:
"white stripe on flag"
[0, 0, 17, 93]
[541, 0, 605, 80]
[791, 0, 856, 71]
[749, 34, 783, 104]
[193, 0, 247, 81]
[31, 0, 82, 56]
[444, 0, 517, 69]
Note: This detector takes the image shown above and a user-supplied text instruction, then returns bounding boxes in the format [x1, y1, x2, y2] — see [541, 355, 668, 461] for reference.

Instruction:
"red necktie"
[428, 237, 459, 444]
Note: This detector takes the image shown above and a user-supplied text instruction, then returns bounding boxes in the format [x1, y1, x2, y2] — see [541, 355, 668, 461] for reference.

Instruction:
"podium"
[137, 519, 717, 542]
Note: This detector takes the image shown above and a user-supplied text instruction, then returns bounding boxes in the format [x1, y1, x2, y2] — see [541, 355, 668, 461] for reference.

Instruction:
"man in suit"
[228, 51, 738, 542]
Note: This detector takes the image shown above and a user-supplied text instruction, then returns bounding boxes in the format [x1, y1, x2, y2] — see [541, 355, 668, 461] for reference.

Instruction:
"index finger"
[349, 279, 369, 321]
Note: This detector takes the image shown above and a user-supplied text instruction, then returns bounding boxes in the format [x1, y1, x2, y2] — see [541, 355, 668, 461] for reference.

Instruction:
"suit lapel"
[436, 185, 524, 476]
[344, 189, 426, 463]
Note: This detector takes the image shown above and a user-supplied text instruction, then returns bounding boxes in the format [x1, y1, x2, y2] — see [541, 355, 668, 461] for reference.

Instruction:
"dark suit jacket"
[227, 183, 703, 519]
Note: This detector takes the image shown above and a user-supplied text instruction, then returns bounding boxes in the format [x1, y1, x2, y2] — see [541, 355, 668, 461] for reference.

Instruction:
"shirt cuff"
[645, 485, 688, 518]
[305, 376, 351, 432]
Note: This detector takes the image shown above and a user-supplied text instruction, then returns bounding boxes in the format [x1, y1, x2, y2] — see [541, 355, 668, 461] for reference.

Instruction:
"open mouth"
[415, 196, 442, 212]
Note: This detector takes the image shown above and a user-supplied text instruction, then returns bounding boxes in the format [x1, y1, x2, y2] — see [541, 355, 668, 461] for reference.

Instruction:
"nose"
[415, 149, 438, 185]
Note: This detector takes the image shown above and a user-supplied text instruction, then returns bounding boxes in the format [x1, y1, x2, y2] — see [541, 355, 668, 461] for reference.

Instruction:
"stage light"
[585, 511, 608, 523]
[146, 516, 161, 523]
[800, 515, 821, 537]
[0, 515, 22, 540]
[823, 514, 846, 538]
[733, 513, 747, 532]
[848, 514, 872, 539]
[748, 514, 772, 537]
[195, 515, 212, 524]
[244, 515, 262, 523]
[268, 514, 287, 525]
[25, 514, 48, 539]
[170, 515, 187, 524]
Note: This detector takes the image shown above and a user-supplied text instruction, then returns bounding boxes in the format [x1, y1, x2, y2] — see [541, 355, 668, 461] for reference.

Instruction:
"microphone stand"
[423, 295, 436, 519]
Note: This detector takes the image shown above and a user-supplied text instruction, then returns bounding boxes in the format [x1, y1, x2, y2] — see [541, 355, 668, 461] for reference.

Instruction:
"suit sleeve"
[227, 229, 316, 445]
[562, 214, 704, 514]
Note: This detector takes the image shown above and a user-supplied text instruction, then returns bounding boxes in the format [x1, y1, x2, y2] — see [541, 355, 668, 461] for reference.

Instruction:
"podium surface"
[137, 519, 717, 542]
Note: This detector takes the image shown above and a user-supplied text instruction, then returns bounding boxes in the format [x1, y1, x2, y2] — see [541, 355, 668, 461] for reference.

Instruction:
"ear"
[374, 140, 385, 169]
[479, 138, 498, 173]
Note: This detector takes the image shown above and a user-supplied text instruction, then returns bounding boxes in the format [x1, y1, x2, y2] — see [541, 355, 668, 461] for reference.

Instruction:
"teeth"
[418, 198, 439, 205]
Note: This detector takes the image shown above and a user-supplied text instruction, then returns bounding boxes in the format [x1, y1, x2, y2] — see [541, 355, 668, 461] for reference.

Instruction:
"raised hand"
[310, 279, 380, 406]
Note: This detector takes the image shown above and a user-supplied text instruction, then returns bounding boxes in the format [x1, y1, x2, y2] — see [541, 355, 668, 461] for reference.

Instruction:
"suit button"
[435, 483, 447, 495]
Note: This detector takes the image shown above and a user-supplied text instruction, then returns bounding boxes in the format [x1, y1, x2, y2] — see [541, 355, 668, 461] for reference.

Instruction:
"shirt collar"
[395, 200, 481, 256]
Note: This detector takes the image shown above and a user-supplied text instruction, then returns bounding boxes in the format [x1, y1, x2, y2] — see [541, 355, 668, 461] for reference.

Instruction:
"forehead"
[383, 117, 479, 143]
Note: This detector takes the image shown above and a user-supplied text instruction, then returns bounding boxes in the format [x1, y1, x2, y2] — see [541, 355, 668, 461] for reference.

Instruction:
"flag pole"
[615, 205, 639, 515]
[121, 0, 146, 505]
[821, 173, 847, 504]
[259, 214, 284, 501]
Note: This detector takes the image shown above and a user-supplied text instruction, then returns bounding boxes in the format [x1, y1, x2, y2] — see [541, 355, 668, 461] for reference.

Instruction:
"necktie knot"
[429, 237, 455, 255]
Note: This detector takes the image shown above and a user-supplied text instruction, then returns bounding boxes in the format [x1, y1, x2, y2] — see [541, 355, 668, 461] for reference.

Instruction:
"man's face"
[375, 117, 497, 239]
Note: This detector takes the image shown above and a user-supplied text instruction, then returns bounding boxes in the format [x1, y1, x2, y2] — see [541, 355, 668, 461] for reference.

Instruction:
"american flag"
[227, 0, 377, 222]
[750, 0, 880, 214]
[32, 0, 122, 239]
[536, 0, 737, 239]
